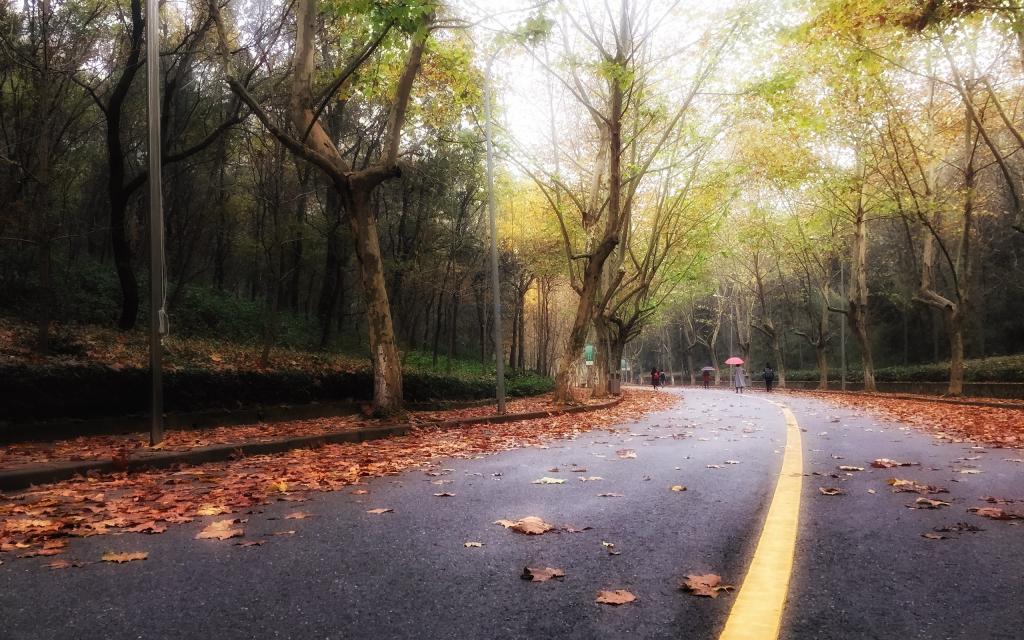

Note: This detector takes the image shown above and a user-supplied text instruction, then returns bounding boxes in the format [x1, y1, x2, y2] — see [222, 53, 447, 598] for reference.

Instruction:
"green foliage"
[786, 355, 1024, 383]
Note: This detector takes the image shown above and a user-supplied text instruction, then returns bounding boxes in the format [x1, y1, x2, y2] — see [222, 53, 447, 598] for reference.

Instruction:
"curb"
[781, 388, 1024, 411]
[0, 397, 623, 492]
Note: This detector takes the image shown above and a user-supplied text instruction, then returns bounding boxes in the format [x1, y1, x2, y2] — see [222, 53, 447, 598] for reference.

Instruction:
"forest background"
[2, 0, 1024, 422]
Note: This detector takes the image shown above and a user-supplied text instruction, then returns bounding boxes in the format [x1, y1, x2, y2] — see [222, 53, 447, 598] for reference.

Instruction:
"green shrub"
[784, 355, 1024, 383]
[0, 362, 554, 423]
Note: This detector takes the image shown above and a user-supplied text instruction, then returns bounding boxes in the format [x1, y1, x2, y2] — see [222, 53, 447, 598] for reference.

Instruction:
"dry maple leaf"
[285, 512, 312, 520]
[616, 449, 637, 459]
[670, 485, 687, 492]
[433, 492, 455, 497]
[195, 519, 244, 540]
[272, 530, 296, 536]
[234, 540, 265, 547]
[351, 490, 369, 495]
[101, 551, 148, 563]
[521, 566, 566, 582]
[681, 574, 735, 598]
[838, 466, 864, 472]
[596, 590, 636, 605]
[493, 516, 553, 535]
[818, 487, 844, 496]
[366, 508, 393, 515]
[921, 532, 946, 540]
[463, 542, 483, 548]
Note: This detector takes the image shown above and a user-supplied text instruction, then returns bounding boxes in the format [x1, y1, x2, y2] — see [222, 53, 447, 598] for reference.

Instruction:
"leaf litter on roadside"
[0, 389, 676, 561]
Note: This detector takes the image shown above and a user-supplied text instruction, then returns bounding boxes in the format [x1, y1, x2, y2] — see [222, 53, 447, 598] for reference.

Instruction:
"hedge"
[0, 364, 553, 423]
[784, 354, 1024, 384]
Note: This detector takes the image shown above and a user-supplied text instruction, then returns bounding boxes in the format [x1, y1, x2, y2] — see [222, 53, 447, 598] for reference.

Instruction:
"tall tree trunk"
[347, 190, 403, 414]
[848, 202, 876, 392]
[815, 343, 828, 390]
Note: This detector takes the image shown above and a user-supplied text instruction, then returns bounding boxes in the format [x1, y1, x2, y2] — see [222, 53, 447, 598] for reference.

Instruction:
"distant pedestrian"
[651, 368, 660, 390]
[733, 365, 747, 394]
[702, 368, 711, 389]
[763, 363, 776, 393]
[659, 371, 667, 387]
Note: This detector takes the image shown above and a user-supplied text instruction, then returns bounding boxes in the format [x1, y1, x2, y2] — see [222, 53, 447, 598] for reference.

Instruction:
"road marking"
[718, 401, 802, 640]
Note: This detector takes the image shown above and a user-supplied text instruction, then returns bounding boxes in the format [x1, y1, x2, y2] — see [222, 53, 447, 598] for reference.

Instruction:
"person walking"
[702, 368, 711, 389]
[763, 363, 776, 393]
[659, 370, 667, 387]
[733, 364, 747, 394]
[651, 368, 660, 391]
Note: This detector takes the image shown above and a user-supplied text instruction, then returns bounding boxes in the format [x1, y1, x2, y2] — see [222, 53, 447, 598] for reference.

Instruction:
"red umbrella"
[724, 357, 744, 365]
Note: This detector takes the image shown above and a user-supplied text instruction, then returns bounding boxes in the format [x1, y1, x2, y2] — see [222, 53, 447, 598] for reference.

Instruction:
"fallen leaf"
[531, 477, 566, 485]
[433, 492, 455, 497]
[596, 590, 636, 605]
[351, 489, 369, 495]
[234, 540, 265, 547]
[285, 511, 312, 520]
[921, 532, 946, 540]
[195, 505, 230, 517]
[521, 566, 565, 582]
[597, 493, 624, 498]
[871, 458, 918, 469]
[463, 542, 483, 548]
[670, 485, 687, 492]
[724, 460, 741, 465]
[101, 551, 148, 563]
[366, 508, 393, 515]
[681, 574, 735, 598]
[838, 466, 864, 472]
[888, 479, 949, 494]
[196, 519, 244, 540]
[959, 469, 983, 475]
[818, 487, 844, 496]
[494, 516, 553, 535]
[563, 526, 592, 533]
[126, 521, 168, 534]
[269, 480, 289, 493]
[616, 449, 637, 459]
[910, 497, 950, 509]
[969, 507, 1024, 520]
[272, 530, 296, 536]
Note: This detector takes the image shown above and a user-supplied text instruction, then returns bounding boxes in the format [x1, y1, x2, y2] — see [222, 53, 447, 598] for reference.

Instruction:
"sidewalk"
[0, 393, 618, 490]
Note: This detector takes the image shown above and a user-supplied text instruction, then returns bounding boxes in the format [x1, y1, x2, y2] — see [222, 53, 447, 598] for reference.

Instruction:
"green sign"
[584, 344, 595, 365]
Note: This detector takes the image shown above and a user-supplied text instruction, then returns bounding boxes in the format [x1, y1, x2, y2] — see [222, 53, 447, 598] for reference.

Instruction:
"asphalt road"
[1, 389, 1022, 640]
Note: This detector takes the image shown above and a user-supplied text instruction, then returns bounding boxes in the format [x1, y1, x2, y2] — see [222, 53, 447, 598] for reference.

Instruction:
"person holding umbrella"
[701, 366, 714, 389]
[725, 357, 746, 394]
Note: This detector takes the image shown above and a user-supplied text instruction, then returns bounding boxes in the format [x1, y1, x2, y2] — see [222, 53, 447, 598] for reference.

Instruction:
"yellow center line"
[718, 400, 803, 640]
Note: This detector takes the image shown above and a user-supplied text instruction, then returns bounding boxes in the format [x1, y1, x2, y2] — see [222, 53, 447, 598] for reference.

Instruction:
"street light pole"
[484, 54, 506, 414]
[146, 0, 165, 445]
[840, 260, 847, 392]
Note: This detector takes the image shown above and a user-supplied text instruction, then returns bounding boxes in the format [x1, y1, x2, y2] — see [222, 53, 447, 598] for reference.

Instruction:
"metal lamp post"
[484, 52, 506, 414]
[146, 0, 166, 444]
